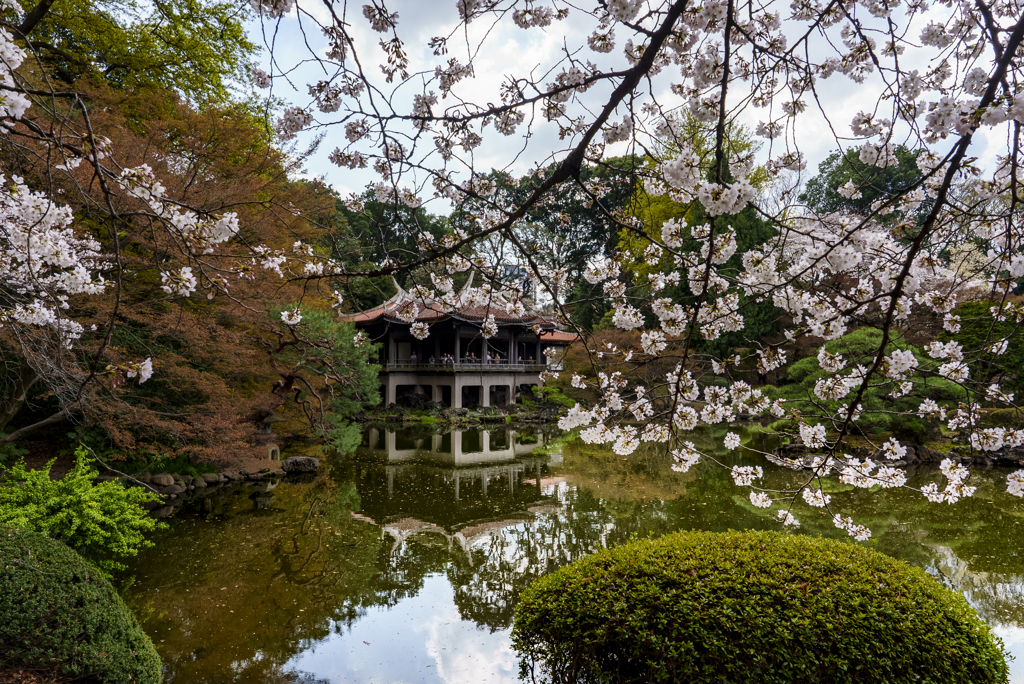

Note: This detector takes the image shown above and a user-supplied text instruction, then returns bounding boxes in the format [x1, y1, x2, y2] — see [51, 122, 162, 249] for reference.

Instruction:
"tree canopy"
[800, 145, 926, 222]
[3, 0, 256, 101]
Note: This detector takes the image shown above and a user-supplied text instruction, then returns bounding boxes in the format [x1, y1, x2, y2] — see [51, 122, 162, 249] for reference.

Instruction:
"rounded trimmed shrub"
[512, 530, 1008, 684]
[0, 526, 162, 684]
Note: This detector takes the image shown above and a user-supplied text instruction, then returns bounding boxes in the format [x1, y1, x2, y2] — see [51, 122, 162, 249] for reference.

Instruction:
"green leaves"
[9, 0, 257, 102]
[270, 306, 381, 449]
[512, 530, 1009, 684]
[0, 446, 161, 575]
[0, 526, 162, 683]
[800, 146, 927, 224]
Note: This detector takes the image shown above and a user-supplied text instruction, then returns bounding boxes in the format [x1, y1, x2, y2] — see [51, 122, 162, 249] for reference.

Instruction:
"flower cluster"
[0, 175, 107, 347]
[921, 459, 977, 504]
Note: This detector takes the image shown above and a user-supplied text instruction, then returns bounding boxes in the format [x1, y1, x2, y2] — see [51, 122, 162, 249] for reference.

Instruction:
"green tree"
[338, 194, 452, 283]
[3, 0, 256, 101]
[463, 156, 641, 283]
[0, 446, 161, 575]
[604, 115, 780, 353]
[800, 145, 926, 222]
[267, 308, 381, 450]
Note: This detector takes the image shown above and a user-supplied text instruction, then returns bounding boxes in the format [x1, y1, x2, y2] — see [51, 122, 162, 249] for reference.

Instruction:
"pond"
[121, 425, 1024, 683]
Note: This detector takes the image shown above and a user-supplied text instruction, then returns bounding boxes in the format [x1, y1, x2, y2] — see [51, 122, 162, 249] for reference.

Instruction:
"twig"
[79, 443, 161, 495]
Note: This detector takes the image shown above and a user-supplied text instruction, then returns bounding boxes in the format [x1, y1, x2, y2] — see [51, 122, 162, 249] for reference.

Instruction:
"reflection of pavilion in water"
[351, 428, 560, 550]
[359, 426, 559, 469]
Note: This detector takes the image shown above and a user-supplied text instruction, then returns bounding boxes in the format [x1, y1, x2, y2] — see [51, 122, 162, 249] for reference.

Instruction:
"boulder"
[151, 474, 174, 487]
[201, 473, 221, 484]
[159, 484, 185, 496]
[282, 456, 320, 474]
[192, 477, 207, 488]
[272, 469, 286, 477]
[182, 475, 193, 485]
[150, 505, 176, 518]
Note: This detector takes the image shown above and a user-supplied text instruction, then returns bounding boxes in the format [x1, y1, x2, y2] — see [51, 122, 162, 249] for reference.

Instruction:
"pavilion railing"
[383, 361, 553, 373]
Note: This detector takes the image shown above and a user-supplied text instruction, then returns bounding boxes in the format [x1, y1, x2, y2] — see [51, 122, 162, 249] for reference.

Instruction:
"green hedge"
[512, 530, 1008, 684]
[0, 526, 162, 684]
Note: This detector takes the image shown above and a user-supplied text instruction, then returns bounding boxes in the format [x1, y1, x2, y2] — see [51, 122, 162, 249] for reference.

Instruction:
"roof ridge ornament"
[456, 269, 475, 305]
[383, 276, 409, 312]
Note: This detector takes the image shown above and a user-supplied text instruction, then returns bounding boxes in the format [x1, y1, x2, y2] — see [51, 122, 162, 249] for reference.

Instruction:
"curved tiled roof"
[540, 330, 579, 343]
[340, 272, 569, 330]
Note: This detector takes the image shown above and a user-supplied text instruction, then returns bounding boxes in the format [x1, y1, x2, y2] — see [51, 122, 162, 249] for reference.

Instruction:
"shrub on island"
[0, 526, 162, 684]
[512, 530, 1008, 684]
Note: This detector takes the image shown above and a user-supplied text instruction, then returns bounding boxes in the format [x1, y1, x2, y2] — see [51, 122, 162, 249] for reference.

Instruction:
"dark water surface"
[122, 426, 1024, 683]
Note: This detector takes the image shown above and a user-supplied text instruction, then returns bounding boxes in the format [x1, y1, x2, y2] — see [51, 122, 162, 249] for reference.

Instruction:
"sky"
[244, 0, 1011, 217]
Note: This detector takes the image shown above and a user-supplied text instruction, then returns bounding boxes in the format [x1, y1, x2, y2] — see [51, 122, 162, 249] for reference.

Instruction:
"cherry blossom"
[9, 0, 1024, 526]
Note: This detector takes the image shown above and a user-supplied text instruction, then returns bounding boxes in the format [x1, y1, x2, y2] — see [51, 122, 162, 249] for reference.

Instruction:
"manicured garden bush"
[0, 526, 162, 684]
[512, 530, 1008, 684]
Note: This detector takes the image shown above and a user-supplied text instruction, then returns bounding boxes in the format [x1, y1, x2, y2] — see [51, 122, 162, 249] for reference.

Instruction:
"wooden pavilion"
[340, 275, 576, 408]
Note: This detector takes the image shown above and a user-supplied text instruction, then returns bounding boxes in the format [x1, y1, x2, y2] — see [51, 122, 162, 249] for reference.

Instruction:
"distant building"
[340, 274, 576, 408]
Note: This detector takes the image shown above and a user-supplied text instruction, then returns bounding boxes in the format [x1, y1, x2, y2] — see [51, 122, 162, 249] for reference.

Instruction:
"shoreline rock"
[282, 456, 319, 474]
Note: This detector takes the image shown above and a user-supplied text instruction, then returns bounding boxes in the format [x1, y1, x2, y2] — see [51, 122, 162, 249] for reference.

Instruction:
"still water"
[122, 426, 1024, 683]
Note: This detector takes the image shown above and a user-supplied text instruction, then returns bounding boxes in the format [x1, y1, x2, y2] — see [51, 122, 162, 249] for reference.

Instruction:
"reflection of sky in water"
[287, 574, 517, 684]
[125, 427, 1024, 684]
[995, 626, 1024, 684]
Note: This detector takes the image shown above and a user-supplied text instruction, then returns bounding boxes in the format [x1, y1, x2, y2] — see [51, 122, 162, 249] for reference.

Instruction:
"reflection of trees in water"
[364, 534, 451, 608]
[925, 546, 1024, 628]
[124, 471, 404, 684]
[441, 459, 1024, 632]
[363, 456, 1024, 633]
[128, 440, 1024, 684]
[444, 489, 688, 631]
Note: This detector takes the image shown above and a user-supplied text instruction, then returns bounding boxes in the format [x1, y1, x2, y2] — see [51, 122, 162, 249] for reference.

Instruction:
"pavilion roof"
[540, 330, 579, 343]
[340, 272, 570, 331]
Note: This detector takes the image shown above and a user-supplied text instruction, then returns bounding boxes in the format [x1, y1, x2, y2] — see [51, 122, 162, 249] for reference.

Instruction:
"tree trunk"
[0, 363, 39, 434]
[16, 0, 56, 38]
